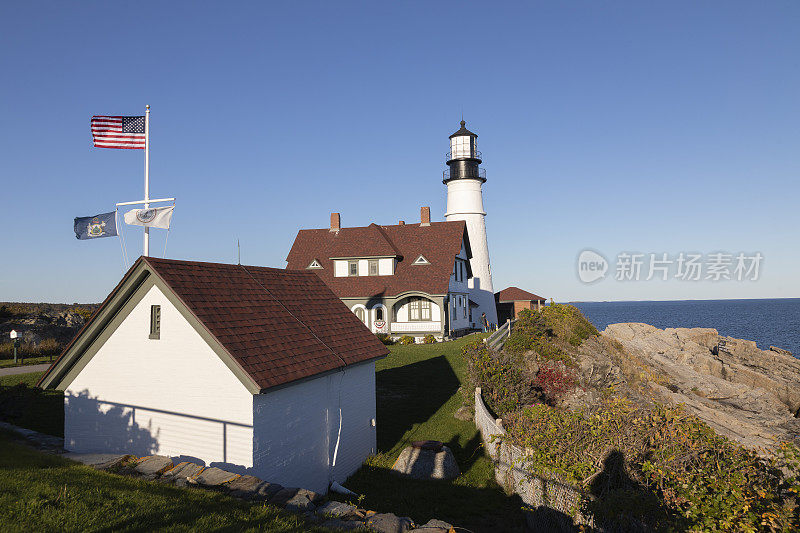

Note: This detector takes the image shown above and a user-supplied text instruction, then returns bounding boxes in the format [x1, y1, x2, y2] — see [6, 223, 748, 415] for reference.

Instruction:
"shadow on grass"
[334, 462, 524, 533]
[375, 355, 460, 451]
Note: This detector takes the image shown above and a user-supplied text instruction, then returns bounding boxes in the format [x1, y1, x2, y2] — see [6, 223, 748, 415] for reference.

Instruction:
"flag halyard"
[91, 115, 146, 149]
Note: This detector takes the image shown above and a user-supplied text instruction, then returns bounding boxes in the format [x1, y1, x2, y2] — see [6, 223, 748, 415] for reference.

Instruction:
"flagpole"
[144, 105, 150, 257]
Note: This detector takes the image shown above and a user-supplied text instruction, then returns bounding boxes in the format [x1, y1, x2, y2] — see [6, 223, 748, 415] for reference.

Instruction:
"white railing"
[391, 321, 441, 333]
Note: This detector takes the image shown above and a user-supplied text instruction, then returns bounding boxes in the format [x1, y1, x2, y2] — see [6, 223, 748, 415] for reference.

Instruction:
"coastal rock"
[391, 444, 460, 480]
[602, 323, 800, 450]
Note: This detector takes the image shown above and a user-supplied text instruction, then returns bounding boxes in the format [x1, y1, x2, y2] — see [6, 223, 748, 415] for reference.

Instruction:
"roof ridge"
[370, 223, 402, 257]
[238, 264, 347, 369]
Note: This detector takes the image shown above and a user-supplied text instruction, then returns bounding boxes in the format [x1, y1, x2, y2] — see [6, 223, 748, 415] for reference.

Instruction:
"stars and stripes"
[91, 115, 146, 149]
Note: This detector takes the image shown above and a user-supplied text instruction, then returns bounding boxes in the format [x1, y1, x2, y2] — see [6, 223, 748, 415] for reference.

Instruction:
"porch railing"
[391, 321, 441, 333]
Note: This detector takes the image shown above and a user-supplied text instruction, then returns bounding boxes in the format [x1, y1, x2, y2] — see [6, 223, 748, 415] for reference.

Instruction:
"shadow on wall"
[65, 390, 160, 457]
[66, 391, 255, 474]
[375, 355, 459, 452]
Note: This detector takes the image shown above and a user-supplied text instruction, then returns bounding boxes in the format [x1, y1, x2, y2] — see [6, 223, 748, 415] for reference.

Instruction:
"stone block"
[269, 487, 299, 507]
[410, 519, 454, 532]
[284, 493, 317, 513]
[365, 513, 414, 533]
[190, 466, 239, 486]
[63, 453, 131, 470]
[320, 518, 368, 531]
[134, 455, 173, 476]
[158, 462, 204, 484]
[223, 474, 260, 496]
[316, 501, 358, 519]
[295, 488, 324, 505]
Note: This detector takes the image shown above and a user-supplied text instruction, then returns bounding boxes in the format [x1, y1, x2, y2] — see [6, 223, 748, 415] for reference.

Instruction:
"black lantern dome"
[444, 120, 486, 184]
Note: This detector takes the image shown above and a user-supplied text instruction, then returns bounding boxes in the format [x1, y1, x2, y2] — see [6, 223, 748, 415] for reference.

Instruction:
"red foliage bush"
[533, 361, 578, 404]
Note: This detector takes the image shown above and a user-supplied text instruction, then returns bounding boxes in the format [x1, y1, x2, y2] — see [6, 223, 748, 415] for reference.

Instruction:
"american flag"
[91, 115, 146, 149]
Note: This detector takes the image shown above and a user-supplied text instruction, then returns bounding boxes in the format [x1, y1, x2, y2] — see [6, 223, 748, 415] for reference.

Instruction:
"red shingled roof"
[39, 257, 388, 392]
[495, 286, 546, 303]
[286, 221, 471, 298]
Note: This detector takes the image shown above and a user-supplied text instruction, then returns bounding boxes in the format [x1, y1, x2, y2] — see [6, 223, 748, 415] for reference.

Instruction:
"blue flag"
[74, 212, 118, 240]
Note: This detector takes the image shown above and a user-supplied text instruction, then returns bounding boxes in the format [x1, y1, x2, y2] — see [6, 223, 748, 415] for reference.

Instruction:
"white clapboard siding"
[252, 361, 376, 494]
[64, 285, 254, 470]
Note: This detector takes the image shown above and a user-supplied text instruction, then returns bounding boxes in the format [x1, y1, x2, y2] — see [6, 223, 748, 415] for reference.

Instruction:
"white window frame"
[408, 297, 432, 321]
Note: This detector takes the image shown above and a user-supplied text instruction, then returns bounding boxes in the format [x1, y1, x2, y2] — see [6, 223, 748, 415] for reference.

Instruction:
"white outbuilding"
[38, 256, 388, 494]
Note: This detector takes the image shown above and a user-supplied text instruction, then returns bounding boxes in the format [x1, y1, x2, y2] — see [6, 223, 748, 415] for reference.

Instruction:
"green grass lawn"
[0, 356, 57, 369]
[0, 371, 63, 437]
[330, 335, 524, 532]
[0, 430, 336, 533]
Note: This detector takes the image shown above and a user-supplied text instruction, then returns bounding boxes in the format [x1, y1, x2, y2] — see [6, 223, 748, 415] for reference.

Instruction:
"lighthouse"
[444, 120, 498, 327]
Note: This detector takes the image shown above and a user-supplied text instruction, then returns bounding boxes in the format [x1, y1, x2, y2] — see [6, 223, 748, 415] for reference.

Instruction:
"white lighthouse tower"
[444, 120, 498, 327]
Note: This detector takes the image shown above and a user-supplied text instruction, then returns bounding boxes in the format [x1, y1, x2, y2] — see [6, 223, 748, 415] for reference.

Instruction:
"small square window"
[348, 261, 359, 276]
[149, 305, 161, 340]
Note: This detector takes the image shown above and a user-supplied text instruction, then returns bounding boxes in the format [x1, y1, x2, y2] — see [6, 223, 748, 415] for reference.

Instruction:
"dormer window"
[368, 259, 379, 276]
[348, 260, 359, 276]
[413, 255, 430, 265]
[307, 259, 323, 269]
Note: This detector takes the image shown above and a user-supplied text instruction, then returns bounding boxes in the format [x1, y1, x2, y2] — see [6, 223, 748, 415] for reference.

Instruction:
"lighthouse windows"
[450, 135, 476, 159]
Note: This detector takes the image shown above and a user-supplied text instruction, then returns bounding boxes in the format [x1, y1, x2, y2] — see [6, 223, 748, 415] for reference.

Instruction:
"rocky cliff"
[599, 323, 800, 451]
[0, 302, 98, 356]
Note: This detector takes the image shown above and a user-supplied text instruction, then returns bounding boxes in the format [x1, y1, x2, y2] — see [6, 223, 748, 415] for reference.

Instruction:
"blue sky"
[1, 1, 798, 303]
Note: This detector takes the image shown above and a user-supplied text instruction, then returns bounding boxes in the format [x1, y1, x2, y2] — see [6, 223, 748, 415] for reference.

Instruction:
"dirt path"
[0, 364, 50, 377]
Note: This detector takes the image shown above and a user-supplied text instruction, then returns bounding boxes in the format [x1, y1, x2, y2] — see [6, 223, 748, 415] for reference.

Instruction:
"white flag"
[124, 206, 174, 229]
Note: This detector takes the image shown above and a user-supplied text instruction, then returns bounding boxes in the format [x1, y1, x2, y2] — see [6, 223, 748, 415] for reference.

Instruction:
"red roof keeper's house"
[286, 207, 476, 341]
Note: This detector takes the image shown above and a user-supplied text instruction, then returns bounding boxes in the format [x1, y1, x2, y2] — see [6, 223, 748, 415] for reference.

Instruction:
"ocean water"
[572, 298, 800, 357]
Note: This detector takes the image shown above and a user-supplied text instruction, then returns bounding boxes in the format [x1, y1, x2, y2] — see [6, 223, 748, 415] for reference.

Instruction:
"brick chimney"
[330, 213, 340, 232]
[398, 220, 405, 225]
[420, 206, 431, 226]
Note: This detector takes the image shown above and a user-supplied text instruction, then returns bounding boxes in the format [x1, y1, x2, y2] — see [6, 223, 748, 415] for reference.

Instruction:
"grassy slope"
[331, 335, 524, 532]
[0, 371, 62, 437]
[0, 431, 336, 533]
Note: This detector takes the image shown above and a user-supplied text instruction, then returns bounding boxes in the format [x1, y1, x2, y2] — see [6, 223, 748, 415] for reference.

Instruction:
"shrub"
[423, 334, 436, 344]
[503, 304, 597, 366]
[504, 397, 800, 531]
[398, 335, 415, 345]
[464, 340, 536, 415]
[0, 338, 63, 360]
[375, 333, 393, 345]
[533, 360, 578, 405]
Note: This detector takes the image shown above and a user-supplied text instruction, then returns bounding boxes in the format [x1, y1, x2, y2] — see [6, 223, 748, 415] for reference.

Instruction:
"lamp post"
[10, 330, 20, 364]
